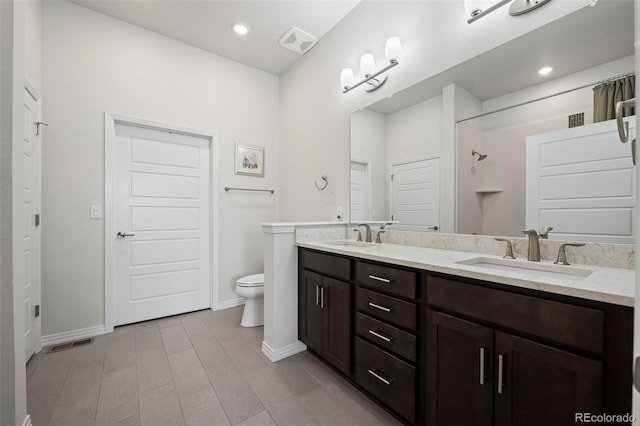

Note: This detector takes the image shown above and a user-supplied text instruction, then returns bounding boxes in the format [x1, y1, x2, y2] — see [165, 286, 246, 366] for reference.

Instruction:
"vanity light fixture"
[465, 0, 552, 24]
[232, 22, 250, 36]
[340, 36, 401, 94]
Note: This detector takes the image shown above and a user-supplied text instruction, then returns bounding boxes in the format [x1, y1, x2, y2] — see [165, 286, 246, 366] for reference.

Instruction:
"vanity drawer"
[356, 261, 417, 299]
[427, 275, 604, 355]
[356, 313, 416, 363]
[357, 287, 417, 331]
[355, 337, 416, 423]
[299, 249, 351, 281]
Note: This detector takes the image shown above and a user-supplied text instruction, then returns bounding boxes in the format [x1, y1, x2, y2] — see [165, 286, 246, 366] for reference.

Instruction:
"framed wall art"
[235, 143, 265, 177]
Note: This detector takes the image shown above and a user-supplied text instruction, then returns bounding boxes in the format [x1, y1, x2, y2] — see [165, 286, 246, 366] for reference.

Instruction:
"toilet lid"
[237, 273, 264, 287]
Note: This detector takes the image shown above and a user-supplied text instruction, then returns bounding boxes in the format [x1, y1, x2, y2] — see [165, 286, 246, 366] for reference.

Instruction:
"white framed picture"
[235, 143, 265, 177]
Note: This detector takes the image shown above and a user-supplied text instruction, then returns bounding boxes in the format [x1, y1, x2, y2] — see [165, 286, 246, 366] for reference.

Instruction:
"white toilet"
[236, 273, 264, 327]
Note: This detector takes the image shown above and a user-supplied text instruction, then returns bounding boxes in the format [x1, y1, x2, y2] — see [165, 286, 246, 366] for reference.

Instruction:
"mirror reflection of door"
[391, 158, 440, 231]
[350, 160, 370, 222]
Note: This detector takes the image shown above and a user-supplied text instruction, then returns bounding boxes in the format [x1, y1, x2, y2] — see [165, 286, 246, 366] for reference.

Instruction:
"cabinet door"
[323, 277, 352, 375]
[426, 310, 493, 426]
[494, 331, 602, 426]
[300, 270, 323, 354]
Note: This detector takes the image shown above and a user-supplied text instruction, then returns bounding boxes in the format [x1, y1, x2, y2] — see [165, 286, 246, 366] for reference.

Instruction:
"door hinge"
[35, 214, 40, 227]
[390, 174, 394, 181]
[391, 214, 394, 220]
[35, 305, 40, 318]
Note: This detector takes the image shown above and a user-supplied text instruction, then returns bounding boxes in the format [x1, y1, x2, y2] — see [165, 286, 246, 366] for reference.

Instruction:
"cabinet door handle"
[368, 302, 392, 312]
[368, 274, 391, 283]
[315, 285, 319, 307]
[368, 329, 394, 342]
[367, 369, 395, 385]
[480, 347, 486, 385]
[497, 354, 504, 394]
[320, 287, 325, 309]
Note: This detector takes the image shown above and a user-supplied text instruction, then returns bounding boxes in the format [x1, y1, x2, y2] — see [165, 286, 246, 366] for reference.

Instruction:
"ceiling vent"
[278, 27, 318, 55]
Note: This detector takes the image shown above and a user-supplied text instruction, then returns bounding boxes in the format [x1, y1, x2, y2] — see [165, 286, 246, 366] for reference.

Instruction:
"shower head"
[472, 150, 488, 161]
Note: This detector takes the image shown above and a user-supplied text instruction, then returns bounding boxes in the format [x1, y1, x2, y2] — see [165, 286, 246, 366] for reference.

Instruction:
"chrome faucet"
[522, 229, 541, 262]
[357, 224, 372, 243]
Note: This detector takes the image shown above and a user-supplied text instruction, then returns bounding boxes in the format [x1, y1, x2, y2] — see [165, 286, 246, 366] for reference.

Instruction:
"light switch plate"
[90, 205, 102, 219]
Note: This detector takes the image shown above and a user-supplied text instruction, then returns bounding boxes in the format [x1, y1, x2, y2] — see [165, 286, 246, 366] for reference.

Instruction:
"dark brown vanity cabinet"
[298, 247, 633, 426]
[353, 261, 420, 423]
[298, 250, 352, 375]
[426, 274, 631, 426]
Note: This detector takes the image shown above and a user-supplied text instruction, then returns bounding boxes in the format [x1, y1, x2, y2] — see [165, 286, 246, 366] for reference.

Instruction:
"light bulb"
[385, 37, 402, 63]
[360, 54, 375, 77]
[340, 68, 354, 90]
[232, 22, 250, 36]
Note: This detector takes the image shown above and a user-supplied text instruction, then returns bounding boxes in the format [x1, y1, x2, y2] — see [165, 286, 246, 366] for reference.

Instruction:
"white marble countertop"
[297, 240, 635, 307]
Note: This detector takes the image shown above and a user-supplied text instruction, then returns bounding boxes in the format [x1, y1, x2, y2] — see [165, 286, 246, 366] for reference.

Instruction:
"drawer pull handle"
[368, 302, 392, 312]
[497, 354, 505, 394]
[368, 274, 391, 283]
[479, 347, 486, 385]
[315, 285, 319, 307]
[367, 369, 395, 385]
[368, 329, 394, 342]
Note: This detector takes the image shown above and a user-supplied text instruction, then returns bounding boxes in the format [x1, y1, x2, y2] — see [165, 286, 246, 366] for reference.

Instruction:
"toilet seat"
[237, 273, 264, 288]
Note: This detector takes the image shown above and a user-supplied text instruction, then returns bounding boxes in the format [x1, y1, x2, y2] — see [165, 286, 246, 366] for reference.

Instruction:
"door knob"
[117, 231, 135, 239]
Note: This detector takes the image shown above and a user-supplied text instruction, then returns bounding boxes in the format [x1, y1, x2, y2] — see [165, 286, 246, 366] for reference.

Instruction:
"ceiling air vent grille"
[568, 112, 584, 128]
[278, 27, 318, 55]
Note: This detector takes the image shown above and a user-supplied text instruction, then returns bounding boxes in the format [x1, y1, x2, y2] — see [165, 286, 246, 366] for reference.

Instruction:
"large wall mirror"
[350, 1, 635, 243]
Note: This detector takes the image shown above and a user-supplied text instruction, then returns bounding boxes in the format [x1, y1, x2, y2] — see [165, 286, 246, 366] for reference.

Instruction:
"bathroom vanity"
[297, 241, 633, 426]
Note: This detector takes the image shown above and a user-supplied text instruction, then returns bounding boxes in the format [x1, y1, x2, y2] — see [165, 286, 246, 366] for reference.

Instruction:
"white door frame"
[104, 113, 219, 333]
[350, 157, 371, 221]
[24, 79, 42, 355]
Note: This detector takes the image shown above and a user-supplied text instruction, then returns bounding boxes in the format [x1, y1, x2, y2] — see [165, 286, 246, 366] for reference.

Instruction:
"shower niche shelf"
[475, 187, 503, 194]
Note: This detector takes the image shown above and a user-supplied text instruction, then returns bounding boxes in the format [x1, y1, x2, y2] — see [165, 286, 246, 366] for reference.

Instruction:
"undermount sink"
[456, 257, 592, 281]
[324, 240, 376, 248]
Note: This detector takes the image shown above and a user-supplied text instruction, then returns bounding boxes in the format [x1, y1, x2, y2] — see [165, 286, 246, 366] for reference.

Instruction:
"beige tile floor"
[27, 306, 401, 426]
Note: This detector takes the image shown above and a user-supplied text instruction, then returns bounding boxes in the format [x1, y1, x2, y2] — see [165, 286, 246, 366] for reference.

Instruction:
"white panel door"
[391, 158, 440, 231]
[114, 124, 210, 326]
[526, 118, 635, 243]
[23, 87, 40, 361]
[350, 161, 369, 222]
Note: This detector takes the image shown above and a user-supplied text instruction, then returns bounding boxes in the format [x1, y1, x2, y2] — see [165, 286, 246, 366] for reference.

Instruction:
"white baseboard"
[213, 297, 244, 311]
[41, 325, 105, 347]
[261, 340, 307, 362]
[22, 414, 32, 426]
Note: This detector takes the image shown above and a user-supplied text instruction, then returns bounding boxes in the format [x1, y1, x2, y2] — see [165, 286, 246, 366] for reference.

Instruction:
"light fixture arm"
[467, 0, 511, 24]
[342, 59, 399, 94]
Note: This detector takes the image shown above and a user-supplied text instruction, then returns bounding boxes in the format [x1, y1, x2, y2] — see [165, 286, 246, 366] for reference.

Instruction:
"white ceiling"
[70, 0, 360, 75]
[368, 0, 635, 114]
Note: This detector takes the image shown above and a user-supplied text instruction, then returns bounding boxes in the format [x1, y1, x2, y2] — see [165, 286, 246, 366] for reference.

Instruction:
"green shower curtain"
[593, 74, 635, 122]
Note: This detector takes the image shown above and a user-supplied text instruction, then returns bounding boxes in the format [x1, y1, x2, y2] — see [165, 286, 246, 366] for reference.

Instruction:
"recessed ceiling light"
[232, 22, 250, 36]
[538, 66, 553, 76]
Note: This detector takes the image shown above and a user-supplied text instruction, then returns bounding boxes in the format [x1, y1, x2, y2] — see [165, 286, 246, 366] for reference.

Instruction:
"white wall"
[386, 95, 442, 164]
[350, 108, 387, 220]
[278, 0, 590, 223]
[41, 1, 279, 335]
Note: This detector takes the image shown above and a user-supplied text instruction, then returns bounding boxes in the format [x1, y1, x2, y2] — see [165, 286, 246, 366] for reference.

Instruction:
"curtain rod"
[457, 71, 636, 124]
